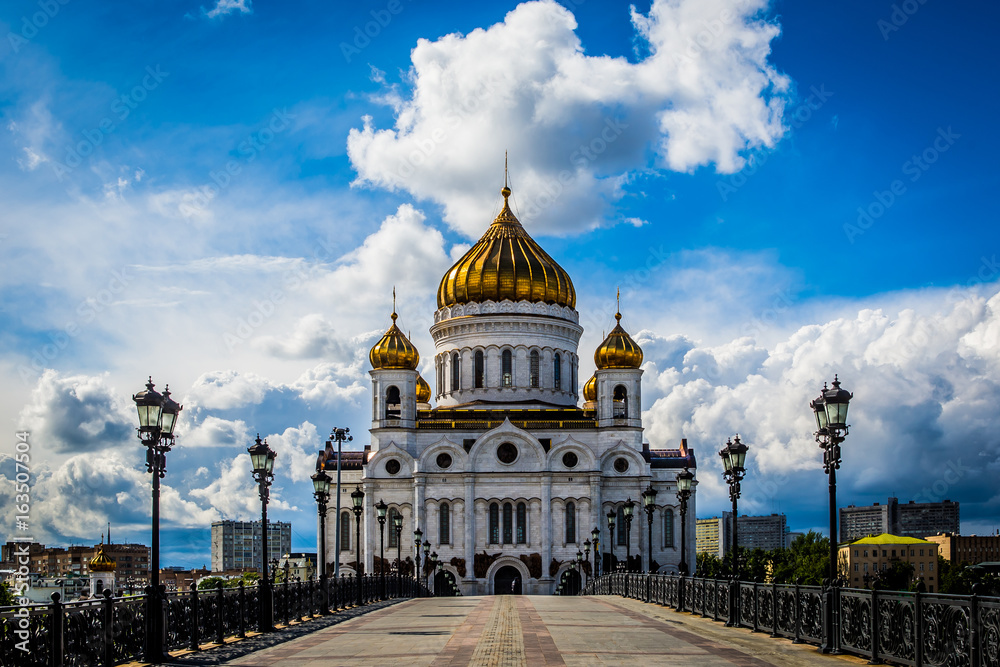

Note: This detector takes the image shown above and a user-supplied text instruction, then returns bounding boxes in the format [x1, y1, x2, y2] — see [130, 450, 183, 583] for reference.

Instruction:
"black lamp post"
[676, 469, 694, 576]
[328, 427, 352, 579]
[811, 375, 852, 654]
[583, 540, 591, 587]
[393, 511, 403, 591]
[351, 485, 364, 605]
[375, 499, 387, 598]
[576, 550, 585, 591]
[133, 378, 181, 663]
[413, 527, 423, 594]
[623, 498, 635, 572]
[719, 435, 748, 627]
[606, 509, 617, 572]
[248, 435, 277, 633]
[311, 469, 332, 614]
[642, 485, 657, 573]
[429, 552, 438, 596]
[591, 527, 600, 578]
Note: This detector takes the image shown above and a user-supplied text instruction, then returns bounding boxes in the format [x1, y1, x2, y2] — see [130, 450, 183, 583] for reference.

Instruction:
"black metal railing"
[583, 573, 1000, 667]
[0, 574, 430, 667]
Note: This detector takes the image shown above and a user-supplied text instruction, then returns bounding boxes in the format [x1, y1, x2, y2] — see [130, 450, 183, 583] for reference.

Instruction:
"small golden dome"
[369, 311, 419, 370]
[583, 374, 597, 402]
[416, 374, 431, 403]
[437, 184, 576, 309]
[595, 312, 643, 369]
[89, 544, 116, 573]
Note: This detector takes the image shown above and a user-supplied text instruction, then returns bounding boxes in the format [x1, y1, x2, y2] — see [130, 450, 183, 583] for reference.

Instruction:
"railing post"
[283, 577, 290, 626]
[238, 581, 246, 639]
[792, 580, 802, 644]
[102, 589, 114, 667]
[770, 580, 779, 638]
[190, 582, 200, 652]
[970, 583, 982, 667]
[869, 586, 881, 664]
[215, 582, 224, 644]
[914, 582, 924, 667]
[752, 580, 759, 633]
[49, 592, 64, 667]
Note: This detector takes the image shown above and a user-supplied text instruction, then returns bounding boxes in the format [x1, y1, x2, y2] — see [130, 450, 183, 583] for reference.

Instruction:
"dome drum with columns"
[319, 177, 697, 595]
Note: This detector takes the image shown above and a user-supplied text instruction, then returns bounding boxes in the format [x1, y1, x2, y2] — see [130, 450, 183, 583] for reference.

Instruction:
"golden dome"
[416, 374, 431, 403]
[595, 312, 643, 369]
[89, 544, 116, 573]
[583, 374, 597, 402]
[437, 185, 576, 309]
[369, 311, 419, 370]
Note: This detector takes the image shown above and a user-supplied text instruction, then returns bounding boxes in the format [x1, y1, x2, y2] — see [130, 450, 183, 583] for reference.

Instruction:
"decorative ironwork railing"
[0, 574, 429, 667]
[582, 573, 1000, 667]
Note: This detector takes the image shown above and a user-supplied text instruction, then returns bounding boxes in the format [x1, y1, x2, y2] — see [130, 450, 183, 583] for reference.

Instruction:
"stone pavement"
[149, 595, 870, 666]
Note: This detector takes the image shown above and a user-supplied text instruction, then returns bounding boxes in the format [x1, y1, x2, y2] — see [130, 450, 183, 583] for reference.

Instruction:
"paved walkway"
[169, 595, 868, 666]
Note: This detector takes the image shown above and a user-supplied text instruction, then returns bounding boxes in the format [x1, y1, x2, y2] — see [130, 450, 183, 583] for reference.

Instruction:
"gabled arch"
[366, 441, 415, 478]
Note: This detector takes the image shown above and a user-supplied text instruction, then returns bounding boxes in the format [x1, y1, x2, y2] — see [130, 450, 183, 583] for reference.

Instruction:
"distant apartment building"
[838, 533, 939, 592]
[696, 512, 732, 558]
[925, 532, 1000, 565]
[211, 520, 291, 572]
[7, 541, 150, 583]
[840, 497, 959, 542]
[737, 514, 788, 551]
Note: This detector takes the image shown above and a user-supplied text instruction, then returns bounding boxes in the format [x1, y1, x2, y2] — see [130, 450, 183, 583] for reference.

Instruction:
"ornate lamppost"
[311, 469, 332, 614]
[248, 435, 277, 633]
[422, 540, 431, 590]
[328, 427, 352, 579]
[811, 376, 852, 654]
[429, 552, 438, 596]
[351, 485, 364, 605]
[583, 540, 591, 587]
[133, 378, 181, 663]
[576, 550, 585, 591]
[606, 509, 617, 572]
[413, 527, 423, 595]
[623, 498, 635, 572]
[719, 435, 748, 627]
[591, 527, 600, 578]
[392, 511, 403, 591]
[375, 499, 388, 598]
[642, 485, 657, 573]
[676, 469, 694, 575]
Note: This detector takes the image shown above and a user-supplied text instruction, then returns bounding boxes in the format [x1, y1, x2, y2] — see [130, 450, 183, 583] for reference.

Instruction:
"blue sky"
[1, 0, 998, 568]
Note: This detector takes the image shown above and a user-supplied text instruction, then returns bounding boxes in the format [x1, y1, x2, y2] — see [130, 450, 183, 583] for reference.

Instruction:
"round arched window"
[436, 453, 453, 469]
[613, 457, 629, 473]
[497, 442, 518, 464]
[562, 451, 578, 468]
[385, 459, 401, 475]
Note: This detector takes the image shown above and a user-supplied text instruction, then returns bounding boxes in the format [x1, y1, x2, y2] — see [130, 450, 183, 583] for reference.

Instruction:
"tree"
[197, 576, 225, 590]
[0, 581, 15, 607]
[769, 531, 829, 585]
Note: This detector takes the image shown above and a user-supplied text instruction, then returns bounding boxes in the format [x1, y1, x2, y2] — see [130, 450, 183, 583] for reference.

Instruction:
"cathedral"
[317, 182, 697, 595]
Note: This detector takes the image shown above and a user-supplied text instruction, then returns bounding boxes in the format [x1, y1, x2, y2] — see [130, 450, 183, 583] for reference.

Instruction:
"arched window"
[516, 503, 527, 544]
[617, 506, 627, 546]
[554, 353, 561, 390]
[613, 385, 628, 419]
[489, 503, 500, 544]
[570, 359, 576, 394]
[502, 349, 513, 387]
[474, 350, 485, 388]
[451, 353, 460, 392]
[529, 350, 540, 388]
[388, 508, 401, 548]
[386, 386, 401, 419]
[502, 503, 513, 544]
[565, 501, 576, 543]
[663, 509, 675, 548]
[340, 512, 351, 551]
[439, 503, 450, 544]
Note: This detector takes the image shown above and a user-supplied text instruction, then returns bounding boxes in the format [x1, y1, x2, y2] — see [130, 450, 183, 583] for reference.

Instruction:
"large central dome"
[436, 185, 576, 309]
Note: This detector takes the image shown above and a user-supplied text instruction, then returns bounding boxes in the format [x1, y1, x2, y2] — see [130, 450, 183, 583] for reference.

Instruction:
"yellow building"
[838, 533, 938, 592]
[925, 532, 1000, 564]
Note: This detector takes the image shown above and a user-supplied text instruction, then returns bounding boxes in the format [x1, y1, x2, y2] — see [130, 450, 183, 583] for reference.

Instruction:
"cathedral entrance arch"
[558, 569, 581, 595]
[434, 569, 457, 596]
[494, 565, 521, 595]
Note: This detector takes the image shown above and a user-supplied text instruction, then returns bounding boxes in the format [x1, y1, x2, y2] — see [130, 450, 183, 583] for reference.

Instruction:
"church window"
[340, 512, 351, 551]
[566, 502, 576, 543]
[451, 353, 460, 392]
[502, 349, 513, 387]
[489, 503, 500, 544]
[570, 359, 575, 394]
[663, 509, 674, 548]
[617, 506, 627, 546]
[436, 453, 452, 469]
[516, 503, 527, 544]
[503, 503, 513, 544]
[439, 503, 450, 544]
[475, 351, 485, 388]
[388, 508, 401, 548]
[554, 353, 561, 390]
[529, 350, 539, 387]
[497, 442, 518, 464]
[385, 386, 401, 419]
[385, 459, 400, 475]
[613, 457, 629, 473]
[613, 385, 628, 418]
[562, 451, 578, 468]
